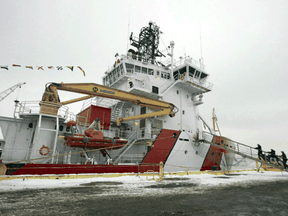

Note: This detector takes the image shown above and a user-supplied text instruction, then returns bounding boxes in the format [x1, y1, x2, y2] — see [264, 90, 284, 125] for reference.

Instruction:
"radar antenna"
[129, 21, 165, 64]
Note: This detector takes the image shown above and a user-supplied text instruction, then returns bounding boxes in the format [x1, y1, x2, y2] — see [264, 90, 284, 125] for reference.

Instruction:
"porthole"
[28, 123, 33, 128]
[221, 140, 224, 144]
[211, 152, 214, 156]
[172, 133, 177, 138]
[59, 125, 64, 131]
[184, 150, 188, 154]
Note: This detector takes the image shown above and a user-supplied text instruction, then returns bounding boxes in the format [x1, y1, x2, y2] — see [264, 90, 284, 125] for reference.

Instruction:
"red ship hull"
[6, 163, 159, 175]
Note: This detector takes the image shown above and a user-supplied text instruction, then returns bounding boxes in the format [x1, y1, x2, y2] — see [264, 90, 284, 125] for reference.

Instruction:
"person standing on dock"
[254, 144, 265, 160]
[281, 151, 287, 169]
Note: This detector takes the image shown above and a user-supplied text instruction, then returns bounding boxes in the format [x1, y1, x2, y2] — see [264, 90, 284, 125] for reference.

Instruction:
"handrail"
[202, 132, 286, 171]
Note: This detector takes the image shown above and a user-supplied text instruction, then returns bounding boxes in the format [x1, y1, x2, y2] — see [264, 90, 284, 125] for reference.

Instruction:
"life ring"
[39, 146, 50, 156]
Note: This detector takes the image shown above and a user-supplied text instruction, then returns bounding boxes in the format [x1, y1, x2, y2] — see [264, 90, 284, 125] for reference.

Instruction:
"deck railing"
[14, 101, 69, 119]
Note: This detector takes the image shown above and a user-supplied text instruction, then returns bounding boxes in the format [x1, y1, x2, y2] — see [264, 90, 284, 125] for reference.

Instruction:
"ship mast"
[129, 21, 165, 64]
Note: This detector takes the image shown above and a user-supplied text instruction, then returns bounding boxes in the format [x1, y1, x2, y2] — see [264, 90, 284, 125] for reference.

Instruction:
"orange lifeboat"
[64, 128, 127, 150]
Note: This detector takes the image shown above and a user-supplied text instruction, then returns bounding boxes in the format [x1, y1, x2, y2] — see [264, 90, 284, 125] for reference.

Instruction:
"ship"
[0, 22, 285, 176]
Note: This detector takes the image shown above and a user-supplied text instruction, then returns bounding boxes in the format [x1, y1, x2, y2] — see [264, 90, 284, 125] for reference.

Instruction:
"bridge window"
[161, 72, 170, 79]
[142, 67, 147, 74]
[116, 67, 120, 77]
[148, 69, 154, 75]
[120, 64, 124, 75]
[135, 65, 141, 73]
[125, 63, 134, 73]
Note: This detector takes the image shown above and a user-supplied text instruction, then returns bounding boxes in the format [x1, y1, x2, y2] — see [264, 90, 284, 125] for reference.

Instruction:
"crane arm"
[0, 82, 26, 102]
[40, 82, 176, 125]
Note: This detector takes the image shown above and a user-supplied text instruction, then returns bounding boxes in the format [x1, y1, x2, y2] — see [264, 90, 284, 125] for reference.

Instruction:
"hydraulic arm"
[40, 82, 176, 126]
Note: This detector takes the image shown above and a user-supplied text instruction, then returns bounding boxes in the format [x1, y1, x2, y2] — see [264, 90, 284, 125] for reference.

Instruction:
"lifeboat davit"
[64, 128, 127, 150]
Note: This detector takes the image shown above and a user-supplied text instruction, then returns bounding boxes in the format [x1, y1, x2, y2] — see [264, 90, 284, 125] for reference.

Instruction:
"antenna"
[126, 5, 130, 53]
[200, 25, 204, 69]
[200, 25, 203, 59]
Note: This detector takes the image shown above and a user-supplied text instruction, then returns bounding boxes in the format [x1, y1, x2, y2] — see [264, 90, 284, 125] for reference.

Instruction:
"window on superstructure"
[108, 74, 112, 84]
[148, 69, 154, 75]
[125, 63, 134, 74]
[120, 64, 124, 75]
[116, 67, 120, 77]
[152, 86, 159, 94]
[142, 67, 147, 74]
[195, 71, 200, 79]
[161, 72, 170, 79]
[112, 69, 116, 82]
[177, 90, 179, 94]
[135, 65, 141, 73]
[182, 110, 185, 115]
[189, 66, 196, 77]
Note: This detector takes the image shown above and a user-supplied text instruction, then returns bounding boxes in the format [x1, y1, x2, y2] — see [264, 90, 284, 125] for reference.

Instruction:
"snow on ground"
[1, 171, 288, 196]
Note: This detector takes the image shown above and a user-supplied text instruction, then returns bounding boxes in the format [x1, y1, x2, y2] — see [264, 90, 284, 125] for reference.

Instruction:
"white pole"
[170, 41, 175, 80]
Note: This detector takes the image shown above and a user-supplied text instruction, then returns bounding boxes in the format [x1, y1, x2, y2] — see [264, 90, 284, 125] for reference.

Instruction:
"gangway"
[201, 132, 287, 172]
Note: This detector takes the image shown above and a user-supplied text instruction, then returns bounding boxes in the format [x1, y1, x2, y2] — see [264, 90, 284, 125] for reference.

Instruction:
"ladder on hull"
[201, 132, 287, 172]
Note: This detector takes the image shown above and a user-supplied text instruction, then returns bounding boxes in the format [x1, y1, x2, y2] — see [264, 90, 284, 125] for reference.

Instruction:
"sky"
[0, 0, 288, 153]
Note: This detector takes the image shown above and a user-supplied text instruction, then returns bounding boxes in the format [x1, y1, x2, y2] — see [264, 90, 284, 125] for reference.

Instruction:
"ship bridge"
[102, 54, 213, 99]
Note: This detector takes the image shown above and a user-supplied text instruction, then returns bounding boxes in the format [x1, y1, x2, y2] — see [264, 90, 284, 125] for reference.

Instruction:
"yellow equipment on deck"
[40, 82, 176, 126]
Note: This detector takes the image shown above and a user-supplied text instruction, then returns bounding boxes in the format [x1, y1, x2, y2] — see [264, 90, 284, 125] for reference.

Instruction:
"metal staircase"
[110, 101, 125, 122]
[202, 132, 287, 172]
[113, 130, 137, 163]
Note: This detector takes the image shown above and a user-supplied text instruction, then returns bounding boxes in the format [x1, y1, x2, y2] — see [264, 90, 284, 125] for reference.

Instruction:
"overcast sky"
[1, 0, 288, 154]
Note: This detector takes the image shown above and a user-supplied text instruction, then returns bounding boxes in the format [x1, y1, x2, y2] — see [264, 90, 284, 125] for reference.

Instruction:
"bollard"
[159, 161, 163, 181]
[0, 162, 7, 175]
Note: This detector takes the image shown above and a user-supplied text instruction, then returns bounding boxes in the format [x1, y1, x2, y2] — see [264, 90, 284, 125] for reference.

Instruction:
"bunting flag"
[77, 66, 85, 76]
[1, 65, 86, 76]
[66, 66, 74, 71]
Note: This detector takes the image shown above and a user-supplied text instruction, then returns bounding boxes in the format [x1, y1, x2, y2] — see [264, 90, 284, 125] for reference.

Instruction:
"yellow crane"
[40, 82, 176, 126]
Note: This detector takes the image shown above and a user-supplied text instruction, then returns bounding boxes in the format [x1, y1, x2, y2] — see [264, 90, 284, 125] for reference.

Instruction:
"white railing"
[15, 101, 70, 119]
[117, 154, 145, 164]
[185, 75, 214, 90]
[162, 56, 205, 70]
[81, 97, 119, 112]
[203, 132, 259, 159]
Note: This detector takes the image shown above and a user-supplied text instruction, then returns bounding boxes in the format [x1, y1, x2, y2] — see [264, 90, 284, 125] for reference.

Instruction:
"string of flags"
[0, 65, 86, 76]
